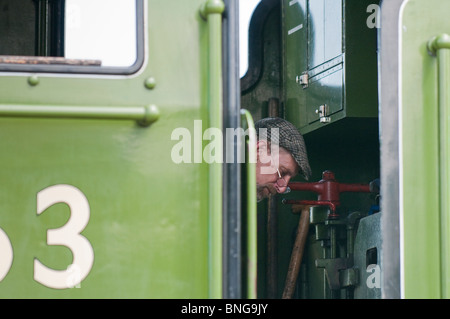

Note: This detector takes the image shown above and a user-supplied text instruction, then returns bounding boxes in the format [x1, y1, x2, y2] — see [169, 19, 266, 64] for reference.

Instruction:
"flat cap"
[255, 117, 312, 180]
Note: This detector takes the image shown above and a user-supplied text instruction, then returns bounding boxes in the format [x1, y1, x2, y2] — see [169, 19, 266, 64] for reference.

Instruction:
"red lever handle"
[285, 170, 371, 218]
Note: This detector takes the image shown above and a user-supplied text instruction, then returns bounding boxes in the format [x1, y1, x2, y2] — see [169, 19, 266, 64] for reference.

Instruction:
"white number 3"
[34, 184, 94, 289]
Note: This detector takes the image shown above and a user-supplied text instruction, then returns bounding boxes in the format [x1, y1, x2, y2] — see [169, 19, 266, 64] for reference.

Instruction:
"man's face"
[256, 140, 299, 202]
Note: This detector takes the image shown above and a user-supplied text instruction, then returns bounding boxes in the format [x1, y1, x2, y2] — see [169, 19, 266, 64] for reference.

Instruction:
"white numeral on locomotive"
[0, 228, 13, 282]
[34, 184, 94, 289]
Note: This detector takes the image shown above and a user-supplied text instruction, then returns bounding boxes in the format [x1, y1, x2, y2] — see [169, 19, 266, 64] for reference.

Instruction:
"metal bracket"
[315, 104, 331, 123]
[296, 72, 309, 89]
[315, 257, 352, 290]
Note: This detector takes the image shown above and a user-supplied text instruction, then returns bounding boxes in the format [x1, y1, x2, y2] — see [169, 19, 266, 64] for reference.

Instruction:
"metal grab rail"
[0, 104, 160, 126]
[240, 108, 257, 299]
[200, 0, 225, 299]
[427, 33, 450, 298]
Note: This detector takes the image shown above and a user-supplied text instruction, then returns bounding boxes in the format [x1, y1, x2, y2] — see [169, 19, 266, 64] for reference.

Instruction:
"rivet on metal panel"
[28, 75, 39, 86]
[144, 77, 156, 90]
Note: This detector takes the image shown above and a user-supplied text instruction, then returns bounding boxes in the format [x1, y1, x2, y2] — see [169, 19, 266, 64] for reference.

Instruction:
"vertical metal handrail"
[200, 0, 225, 299]
[427, 33, 450, 298]
[240, 109, 257, 299]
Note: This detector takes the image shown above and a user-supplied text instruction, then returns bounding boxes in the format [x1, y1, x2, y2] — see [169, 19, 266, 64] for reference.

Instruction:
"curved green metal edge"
[240, 108, 257, 299]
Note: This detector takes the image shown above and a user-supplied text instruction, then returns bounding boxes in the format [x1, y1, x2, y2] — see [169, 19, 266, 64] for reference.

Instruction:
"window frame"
[0, 0, 145, 75]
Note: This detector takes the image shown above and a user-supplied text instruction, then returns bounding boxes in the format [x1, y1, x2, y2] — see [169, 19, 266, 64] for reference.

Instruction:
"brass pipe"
[282, 206, 310, 299]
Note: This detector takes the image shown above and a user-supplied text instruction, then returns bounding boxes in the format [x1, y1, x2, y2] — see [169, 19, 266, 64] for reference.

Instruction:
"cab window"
[0, 0, 143, 74]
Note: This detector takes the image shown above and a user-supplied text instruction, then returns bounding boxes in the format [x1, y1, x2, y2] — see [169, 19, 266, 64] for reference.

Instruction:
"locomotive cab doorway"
[238, 0, 381, 299]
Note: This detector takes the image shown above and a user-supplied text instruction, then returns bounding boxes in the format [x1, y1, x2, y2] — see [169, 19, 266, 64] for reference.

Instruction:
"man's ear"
[256, 140, 265, 159]
[257, 140, 271, 163]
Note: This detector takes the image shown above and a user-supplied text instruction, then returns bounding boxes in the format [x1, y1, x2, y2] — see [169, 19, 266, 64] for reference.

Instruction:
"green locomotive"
[0, 0, 447, 299]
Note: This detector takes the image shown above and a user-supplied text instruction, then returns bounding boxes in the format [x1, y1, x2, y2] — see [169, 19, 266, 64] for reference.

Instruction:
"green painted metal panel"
[400, 0, 450, 298]
[283, 0, 377, 135]
[307, 0, 342, 68]
[282, 0, 307, 128]
[0, 0, 220, 298]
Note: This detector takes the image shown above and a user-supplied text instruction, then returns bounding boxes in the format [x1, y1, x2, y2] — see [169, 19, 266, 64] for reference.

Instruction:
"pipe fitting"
[199, 0, 225, 20]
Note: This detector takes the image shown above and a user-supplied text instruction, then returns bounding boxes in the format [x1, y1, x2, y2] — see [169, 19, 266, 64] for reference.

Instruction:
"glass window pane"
[239, 0, 261, 78]
[65, 0, 137, 67]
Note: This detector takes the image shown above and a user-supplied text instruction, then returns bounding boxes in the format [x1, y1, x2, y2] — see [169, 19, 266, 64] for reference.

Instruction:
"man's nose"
[275, 176, 291, 193]
[276, 186, 286, 193]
